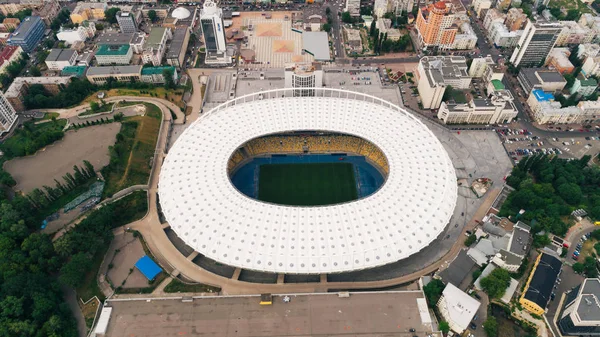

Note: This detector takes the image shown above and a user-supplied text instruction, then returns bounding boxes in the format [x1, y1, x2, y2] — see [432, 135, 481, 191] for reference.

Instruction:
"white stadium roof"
[159, 88, 457, 274]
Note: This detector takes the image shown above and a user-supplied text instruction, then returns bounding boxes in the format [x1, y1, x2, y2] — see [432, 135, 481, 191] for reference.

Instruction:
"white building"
[0, 91, 17, 135]
[438, 90, 517, 124]
[142, 27, 172, 66]
[473, 0, 492, 17]
[527, 90, 600, 124]
[56, 21, 96, 45]
[376, 18, 403, 41]
[345, 0, 361, 16]
[469, 56, 494, 78]
[483, 8, 505, 31]
[131, 32, 145, 54]
[374, 0, 389, 18]
[95, 44, 133, 65]
[45, 48, 77, 70]
[416, 56, 471, 109]
[555, 21, 596, 47]
[577, 43, 600, 60]
[393, 0, 413, 15]
[581, 56, 600, 77]
[284, 63, 323, 97]
[437, 283, 481, 334]
[200, 0, 229, 64]
[451, 23, 477, 50]
[488, 22, 522, 48]
[579, 13, 600, 42]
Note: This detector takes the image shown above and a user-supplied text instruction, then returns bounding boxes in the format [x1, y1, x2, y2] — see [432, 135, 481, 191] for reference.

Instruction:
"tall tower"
[510, 18, 562, 67]
[116, 11, 137, 34]
[200, 0, 226, 55]
[415, 2, 457, 48]
[0, 91, 17, 135]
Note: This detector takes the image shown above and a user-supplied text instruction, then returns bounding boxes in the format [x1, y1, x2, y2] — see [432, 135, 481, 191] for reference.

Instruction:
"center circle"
[228, 131, 388, 207]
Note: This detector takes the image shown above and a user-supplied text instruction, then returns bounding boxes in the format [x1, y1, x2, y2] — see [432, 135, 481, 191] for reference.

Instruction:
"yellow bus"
[595, 221, 600, 226]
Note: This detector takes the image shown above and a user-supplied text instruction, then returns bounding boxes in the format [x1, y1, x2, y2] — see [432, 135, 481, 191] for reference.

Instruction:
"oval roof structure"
[159, 88, 458, 274]
[171, 7, 191, 19]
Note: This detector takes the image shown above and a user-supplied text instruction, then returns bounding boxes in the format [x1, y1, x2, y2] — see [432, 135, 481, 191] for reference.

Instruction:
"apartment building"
[505, 8, 527, 31]
[546, 48, 575, 74]
[415, 1, 458, 48]
[32, 0, 60, 26]
[70, 2, 107, 24]
[570, 74, 598, 97]
[437, 283, 481, 334]
[0, 91, 17, 134]
[142, 27, 171, 66]
[4, 76, 72, 111]
[438, 90, 517, 124]
[555, 21, 596, 47]
[416, 56, 471, 109]
[517, 68, 567, 93]
[582, 56, 600, 77]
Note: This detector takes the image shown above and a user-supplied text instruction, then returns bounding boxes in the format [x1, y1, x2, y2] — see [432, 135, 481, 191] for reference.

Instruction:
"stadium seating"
[229, 135, 389, 174]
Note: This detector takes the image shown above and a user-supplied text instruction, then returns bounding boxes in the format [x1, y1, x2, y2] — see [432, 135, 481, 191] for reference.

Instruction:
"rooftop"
[10, 16, 43, 39]
[492, 79, 505, 90]
[508, 221, 531, 257]
[146, 27, 168, 46]
[46, 48, 76, 62]
[96, 32, 134, 45]
[302, 31, 330, 61]
[141, 66, 176, 75]
[165, 28, 188, 59]
[523, 253, 562, 310]
[4, 76, 72, 98]
[440, 283, 481, 331]
[96, 44, 130, 56]
[87, 65, 141, 76]
[61, 65, 87, 77]
[439, 249, 477, 287]
[420, 56, 469, 86]
[532, 89, 555, 102]
[577, 74, 598, 87]
[577, 278, 600, 321]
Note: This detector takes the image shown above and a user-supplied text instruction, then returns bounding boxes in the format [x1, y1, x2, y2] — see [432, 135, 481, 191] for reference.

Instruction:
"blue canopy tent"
[135, 256, 162, 281]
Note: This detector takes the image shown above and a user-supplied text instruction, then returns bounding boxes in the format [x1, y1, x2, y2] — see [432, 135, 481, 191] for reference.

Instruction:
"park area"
[258, 163, 358, 206]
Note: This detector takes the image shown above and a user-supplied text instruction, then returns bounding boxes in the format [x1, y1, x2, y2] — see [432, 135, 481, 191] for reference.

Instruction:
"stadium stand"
[230, 134, 389, 174]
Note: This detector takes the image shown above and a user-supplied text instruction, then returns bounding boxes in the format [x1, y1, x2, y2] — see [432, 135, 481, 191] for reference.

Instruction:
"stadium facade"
[159, 88, 458, 274]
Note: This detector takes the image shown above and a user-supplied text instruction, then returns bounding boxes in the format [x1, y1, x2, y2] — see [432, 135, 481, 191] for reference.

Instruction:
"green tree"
[95, 23, 104, 30]
[325, 7, 331, 15]
[423, 279, 445, 307]
[341, 11, 352, 23]
[483, 316, 498, 337]
[89, 101, 100, 112]
[439, 321, 450, 334]
[59, 252, 91, 288]
[465, 233, 476, 246]
[480, 268, 512, 298]
[30, 66, 41, 77]
[163, 68, 176, 90]
[573, 262, 585, 274]
[533, 234, 551, 248]
[148, 9, 157, 23]
[323, 23, 332, 32]
[369, 19, 376, 36]
[105, 7, 120, 24]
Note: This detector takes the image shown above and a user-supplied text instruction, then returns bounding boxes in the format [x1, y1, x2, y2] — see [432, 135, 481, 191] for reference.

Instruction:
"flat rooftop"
[104, 292, 441, 337]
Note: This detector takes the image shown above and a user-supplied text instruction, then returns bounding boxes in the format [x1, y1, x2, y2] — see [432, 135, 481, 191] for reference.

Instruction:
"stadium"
[159, 88, 458, 275]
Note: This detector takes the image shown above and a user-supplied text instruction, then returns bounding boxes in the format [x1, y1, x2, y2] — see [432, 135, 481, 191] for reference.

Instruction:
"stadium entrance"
[227, 132, 387, 206]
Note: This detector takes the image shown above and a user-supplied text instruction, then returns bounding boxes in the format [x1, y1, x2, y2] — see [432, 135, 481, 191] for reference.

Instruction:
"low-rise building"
[86, 65, 142, 84]
[0, 45, 22, 76]
[577, 43, 600, 60]
[488, 22, 522, 48]
[61, 65, 87, 78]
[32, 0, 60, 26]
[473, 0, 491, 17]
[416, 56, 471, 109]
[7, 16, 45, 53]
[56, 21, 96, 45]
[546, 48, 575, 75]
[4, 76, 72, 112]
[376, 18, 403, 41]
[344, 27, 362, 49]
[95, 44, 133, 65]
[97, 31, 134, 45]
[70, 2, 107, 24]
[165, 28, 190, 68]
[140, 65, 178, 83]
[468, 56, 494, 78]
[0, 90, 17, 134]
[438, 90, 517, 124]
[131, 32, 145, 54]
[517, 68, 567, 93]
[451, 23, 477, 50]
[483, 8, 505, 31]
[45, 48, 77, 71]
[570, 74, 598, 97]
[1, 18, 21, 31]
[284, 62, 324, 97]
[582, 56, 600, 77]
[558, 278, 600, 336]
[437, 283, 481, 334]
[519, 253, 562, 315]
[142, 27, 171, 66]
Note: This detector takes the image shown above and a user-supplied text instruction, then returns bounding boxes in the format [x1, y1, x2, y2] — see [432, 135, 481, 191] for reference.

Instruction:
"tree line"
[500, 154, 599, 236]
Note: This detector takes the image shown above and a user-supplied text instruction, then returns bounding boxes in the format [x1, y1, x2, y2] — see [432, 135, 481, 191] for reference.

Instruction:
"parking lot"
[104, 292, 441, 337]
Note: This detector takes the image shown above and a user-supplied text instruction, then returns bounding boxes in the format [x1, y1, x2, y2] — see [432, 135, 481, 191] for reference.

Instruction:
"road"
[323, 0, 345, 61]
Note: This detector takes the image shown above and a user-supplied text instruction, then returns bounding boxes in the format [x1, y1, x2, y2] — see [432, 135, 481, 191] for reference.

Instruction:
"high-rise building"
[558, 278, 600, 337]
[200, 0, 229, 64]
[116, 11, 138, 34]
[7, 16, 45, 53]
[0, 91, 17, 135]
[415, 2, 458, 49]
[393, 0, 413, 15]
[509, 18, 562, 67]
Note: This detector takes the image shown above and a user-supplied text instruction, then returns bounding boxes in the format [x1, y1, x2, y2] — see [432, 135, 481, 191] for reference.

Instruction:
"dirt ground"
[107, 232, 149, 289]
[4, 123, 120, 194]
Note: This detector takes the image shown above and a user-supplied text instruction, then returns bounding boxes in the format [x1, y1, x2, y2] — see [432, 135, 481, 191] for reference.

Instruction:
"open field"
[258, 163, 358, 206]
[548, 0, 593, 13]
[102, 103, 162, 197]
[4, 123, 119, 193]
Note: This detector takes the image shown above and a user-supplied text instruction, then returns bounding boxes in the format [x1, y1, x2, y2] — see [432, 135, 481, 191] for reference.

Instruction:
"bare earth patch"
[4, 124, 120, 193]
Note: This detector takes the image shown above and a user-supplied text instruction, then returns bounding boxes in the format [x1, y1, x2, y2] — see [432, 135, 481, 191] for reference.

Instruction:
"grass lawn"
[548, 0, 592, 13]
[258, 163, 358, 206]
[102, 103, 162, 197]
[579, 238, 598, 260]
[42, 112, 60, 120]
[78, 102, 114, 117]
[83, 88, 185, 109]
[163, 279, 221, 293]
[0, 119, 67, 158]
[452, 90, 468, 104]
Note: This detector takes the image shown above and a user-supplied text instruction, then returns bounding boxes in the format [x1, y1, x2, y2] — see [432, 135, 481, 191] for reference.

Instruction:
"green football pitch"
[258, 163, 358, 206]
